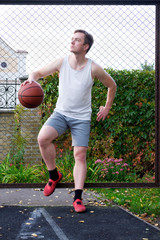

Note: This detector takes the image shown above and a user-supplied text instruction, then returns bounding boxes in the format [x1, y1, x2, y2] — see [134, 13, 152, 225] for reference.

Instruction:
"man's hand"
[96, 106, 109, 122]
[21, 79, 41, 87]
[21, 79, 33, 86]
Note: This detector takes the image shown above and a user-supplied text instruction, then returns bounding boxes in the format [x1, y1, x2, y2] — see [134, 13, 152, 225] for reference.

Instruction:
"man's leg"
[73, 146, 87, 212]
[73, 146, 87, 190]
[37, 125, 62, 196]
[38, 125, 58, 170]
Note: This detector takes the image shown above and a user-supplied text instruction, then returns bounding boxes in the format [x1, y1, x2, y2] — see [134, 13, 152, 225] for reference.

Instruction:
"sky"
[0, 4, 155, 73]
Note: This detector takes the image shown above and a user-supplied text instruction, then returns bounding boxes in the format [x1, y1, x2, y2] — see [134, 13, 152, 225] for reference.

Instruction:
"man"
[22, 30, 117, 213]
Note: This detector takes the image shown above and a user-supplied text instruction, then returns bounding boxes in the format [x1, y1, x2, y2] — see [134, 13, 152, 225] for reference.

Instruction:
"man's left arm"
[92, 63, 117, 122]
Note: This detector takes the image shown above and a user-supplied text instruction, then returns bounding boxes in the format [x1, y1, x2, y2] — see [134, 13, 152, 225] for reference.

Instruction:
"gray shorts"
[44, 111, 91, 147]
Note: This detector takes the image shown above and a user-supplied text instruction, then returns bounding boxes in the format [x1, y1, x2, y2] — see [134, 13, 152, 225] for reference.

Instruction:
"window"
[1, 62, 7, 68]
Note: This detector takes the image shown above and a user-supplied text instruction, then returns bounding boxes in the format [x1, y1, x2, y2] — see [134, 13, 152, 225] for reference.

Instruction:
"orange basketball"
[18, 81, 44, 108]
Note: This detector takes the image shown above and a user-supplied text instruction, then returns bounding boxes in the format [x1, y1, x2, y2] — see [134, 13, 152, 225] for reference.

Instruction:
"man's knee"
[37, 132, 50, 148]
[37, 126, 58, 147]
[74, 147, 87, 162]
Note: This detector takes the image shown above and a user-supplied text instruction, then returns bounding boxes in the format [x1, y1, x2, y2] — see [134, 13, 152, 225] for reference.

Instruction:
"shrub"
[40, 69, 155, 178]
[90, 69, 155, 177]
[40, 73, 59, 124]
[94, 157, 135, 182]
[0, 152, 48, 183]
[9, 105, 27, 168]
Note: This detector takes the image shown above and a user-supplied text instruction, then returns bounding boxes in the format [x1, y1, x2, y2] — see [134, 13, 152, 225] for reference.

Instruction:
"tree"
[140, 60, 154, 71]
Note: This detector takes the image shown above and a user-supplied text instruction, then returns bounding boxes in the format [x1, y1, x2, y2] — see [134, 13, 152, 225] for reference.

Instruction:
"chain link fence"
[0, 4, 155, 171]
[0, 5, 155, 74]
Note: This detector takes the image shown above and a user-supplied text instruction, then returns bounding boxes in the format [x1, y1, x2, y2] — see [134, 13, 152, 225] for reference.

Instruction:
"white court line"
[16, 209, 43, 240]
[39, 208, 69, 240]
[16, 208, 69, 240]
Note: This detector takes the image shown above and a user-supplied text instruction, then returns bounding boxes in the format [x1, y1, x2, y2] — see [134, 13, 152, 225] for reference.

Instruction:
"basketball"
[18, 81, 44, 108]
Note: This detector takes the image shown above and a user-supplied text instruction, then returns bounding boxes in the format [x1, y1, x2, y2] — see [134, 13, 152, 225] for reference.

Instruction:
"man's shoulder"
[55, 57, 65, 71]
[91, 61, 104, 78]
[91, 60, 102, 69]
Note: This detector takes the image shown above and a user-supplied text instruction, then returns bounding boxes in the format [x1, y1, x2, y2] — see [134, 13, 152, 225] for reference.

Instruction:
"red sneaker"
[43, 172, 62, 196]
[73, 199, 86, 213]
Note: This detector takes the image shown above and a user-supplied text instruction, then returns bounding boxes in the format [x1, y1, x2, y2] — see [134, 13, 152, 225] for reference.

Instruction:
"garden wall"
[0, 107, 42, 164]
[0, 110, 15, 161]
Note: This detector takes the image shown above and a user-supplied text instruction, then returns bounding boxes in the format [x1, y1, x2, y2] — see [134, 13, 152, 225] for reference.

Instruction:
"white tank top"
[55, 56, 93, 120]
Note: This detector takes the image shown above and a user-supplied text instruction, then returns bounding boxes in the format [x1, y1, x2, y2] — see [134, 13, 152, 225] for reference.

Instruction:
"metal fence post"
[155, 3, 160, 187]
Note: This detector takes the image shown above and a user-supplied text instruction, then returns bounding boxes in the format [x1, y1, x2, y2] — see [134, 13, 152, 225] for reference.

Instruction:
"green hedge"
[40, 69, 155, 177]
[91, 69, 155, 176]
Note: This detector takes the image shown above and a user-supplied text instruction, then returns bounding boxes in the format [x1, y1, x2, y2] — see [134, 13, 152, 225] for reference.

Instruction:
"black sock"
[74, 189, 83, 201]
[49, 168, 59, 181]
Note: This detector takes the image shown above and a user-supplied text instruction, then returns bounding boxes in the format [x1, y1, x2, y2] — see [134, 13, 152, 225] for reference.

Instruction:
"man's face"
[70, 32, 87, 54]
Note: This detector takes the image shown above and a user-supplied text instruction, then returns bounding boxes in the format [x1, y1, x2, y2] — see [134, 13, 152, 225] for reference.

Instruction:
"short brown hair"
[74, 29, 94, 53]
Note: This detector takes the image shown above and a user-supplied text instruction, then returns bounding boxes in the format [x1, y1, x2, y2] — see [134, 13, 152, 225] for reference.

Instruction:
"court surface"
[0, 188, 160, 240]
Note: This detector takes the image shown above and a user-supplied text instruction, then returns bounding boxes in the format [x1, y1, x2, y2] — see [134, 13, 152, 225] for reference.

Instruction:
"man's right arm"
[22, 57, 64, 85]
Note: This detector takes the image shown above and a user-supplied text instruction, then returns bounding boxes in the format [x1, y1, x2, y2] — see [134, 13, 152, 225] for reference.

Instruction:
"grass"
[56, 150, 74, 182]
[94, 188, 160, 227]
[0, 153, 48, 184]
[0, 148, 154, 185]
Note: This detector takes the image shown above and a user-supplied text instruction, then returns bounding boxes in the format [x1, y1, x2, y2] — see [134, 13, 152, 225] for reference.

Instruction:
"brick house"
[0, 37, 28, 83]
[0, 37, 28, 108]
[0, 37, 41, 164]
